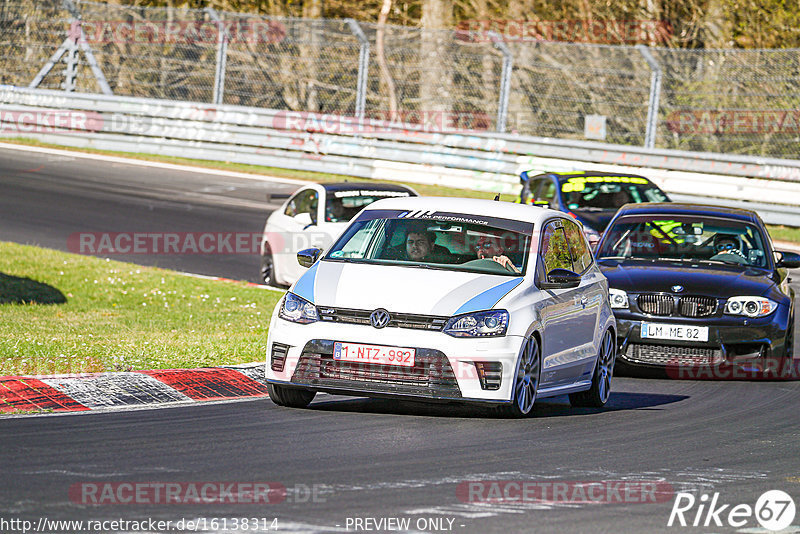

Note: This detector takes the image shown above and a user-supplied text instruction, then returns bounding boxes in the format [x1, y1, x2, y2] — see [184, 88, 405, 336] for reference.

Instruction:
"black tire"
[784, 314, 795, 359]
[260, 245, 276, 287]
[498, 336, 541, 418]
[570, 329, 616, 408]
[267, 383, 315, 408]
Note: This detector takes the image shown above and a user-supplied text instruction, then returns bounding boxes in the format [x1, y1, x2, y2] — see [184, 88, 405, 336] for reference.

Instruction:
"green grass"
[766, 225, 800, 245]
[0, 242, 283, 375]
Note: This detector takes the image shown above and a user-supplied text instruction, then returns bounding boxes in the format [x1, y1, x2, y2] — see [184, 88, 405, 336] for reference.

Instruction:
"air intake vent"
[474, 362, 502, 390]
[270, 343, 289, 372]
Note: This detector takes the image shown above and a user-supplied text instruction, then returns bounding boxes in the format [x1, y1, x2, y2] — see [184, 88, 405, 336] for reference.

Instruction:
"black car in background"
[519, 171, 670, 246]
[595, 203, 800, 377]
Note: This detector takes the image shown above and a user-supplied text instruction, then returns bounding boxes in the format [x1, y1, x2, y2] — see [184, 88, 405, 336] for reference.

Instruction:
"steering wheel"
[463, 258, 518, 273]
[710, 249, 748, 264]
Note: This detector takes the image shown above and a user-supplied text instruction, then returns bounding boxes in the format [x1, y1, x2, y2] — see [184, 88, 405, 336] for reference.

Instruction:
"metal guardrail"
[1, 86, 799, 226]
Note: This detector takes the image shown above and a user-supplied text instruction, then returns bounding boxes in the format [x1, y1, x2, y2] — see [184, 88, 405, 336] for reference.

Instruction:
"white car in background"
[260, 182, 417, 286]
[265, 196, 617, 417]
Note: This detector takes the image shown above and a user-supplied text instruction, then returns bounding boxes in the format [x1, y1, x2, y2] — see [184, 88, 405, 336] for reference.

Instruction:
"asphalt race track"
[2, 145, 800, 533]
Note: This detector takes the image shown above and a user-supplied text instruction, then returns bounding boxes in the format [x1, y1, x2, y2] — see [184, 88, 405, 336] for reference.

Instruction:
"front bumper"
[613, 309, 790, 374]
[266, 318, 526, 403]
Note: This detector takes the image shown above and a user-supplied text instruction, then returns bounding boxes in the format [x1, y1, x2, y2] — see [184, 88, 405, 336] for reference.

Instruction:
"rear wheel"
[499, 336, 540, 418]
[260, 245, 276, 287]
[267, 383, 315, 408]
[570, 329, 615, 408]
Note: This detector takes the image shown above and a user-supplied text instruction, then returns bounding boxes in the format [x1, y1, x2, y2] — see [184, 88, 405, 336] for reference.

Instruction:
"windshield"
[596, 214, 770, 268]
[560, 176, 668, 210]
[325, 189, 413, 223]
[325, 210, 533, 276]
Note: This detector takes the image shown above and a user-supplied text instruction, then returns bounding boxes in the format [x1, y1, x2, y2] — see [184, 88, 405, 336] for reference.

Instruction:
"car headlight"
[279, 292, 319, 324]
[608, 288, 629, 309]
[443, 310, 509, 338]
[724, 296, 778, 318]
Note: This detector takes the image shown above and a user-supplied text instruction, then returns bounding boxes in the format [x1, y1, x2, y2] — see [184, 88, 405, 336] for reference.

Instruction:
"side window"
[541, 220, 573, 273]
[284, 190, 319, 220]
[563, 219, 593, 274]
[535, 179, 557, 208]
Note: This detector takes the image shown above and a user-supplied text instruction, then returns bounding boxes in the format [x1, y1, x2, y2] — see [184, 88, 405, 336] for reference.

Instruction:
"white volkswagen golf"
[265, 197, 616, 416]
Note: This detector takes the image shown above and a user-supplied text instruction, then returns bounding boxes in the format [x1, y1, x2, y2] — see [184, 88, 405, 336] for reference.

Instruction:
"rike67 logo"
[668, 490, 796, 531]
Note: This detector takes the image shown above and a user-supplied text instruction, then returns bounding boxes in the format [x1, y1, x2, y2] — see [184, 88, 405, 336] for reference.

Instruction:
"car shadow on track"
[0, 272, 67, 304]
[304, 391, 688, 419]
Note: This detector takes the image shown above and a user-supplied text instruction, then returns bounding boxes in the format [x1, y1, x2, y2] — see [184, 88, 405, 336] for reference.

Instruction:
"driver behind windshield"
[475, 235, 521, 273]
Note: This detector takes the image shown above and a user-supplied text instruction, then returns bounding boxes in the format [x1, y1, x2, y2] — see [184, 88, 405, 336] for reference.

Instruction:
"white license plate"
[333, 342, 416, 367]
[641, 323, 709, 342]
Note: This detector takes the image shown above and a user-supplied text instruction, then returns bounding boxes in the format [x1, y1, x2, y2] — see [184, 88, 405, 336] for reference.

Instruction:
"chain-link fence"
[2, 0, 800, 158]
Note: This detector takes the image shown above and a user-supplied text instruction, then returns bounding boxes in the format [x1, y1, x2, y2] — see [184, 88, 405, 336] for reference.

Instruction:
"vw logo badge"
[672, 285, 684, 293]
[370, 308, 390, 329]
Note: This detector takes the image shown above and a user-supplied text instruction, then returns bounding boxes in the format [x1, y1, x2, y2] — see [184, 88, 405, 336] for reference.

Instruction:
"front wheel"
[260, 245, 276, 287]
[784, 314, 794, 359]
[570, 329, 615, 408]
[498, 336, 541, 418]
[267, 383, 315, 408]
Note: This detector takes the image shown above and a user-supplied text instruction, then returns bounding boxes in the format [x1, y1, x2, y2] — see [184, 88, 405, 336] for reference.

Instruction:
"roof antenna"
[493, 193, 500, 201]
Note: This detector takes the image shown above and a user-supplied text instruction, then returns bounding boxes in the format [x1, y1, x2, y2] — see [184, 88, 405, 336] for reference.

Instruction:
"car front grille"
[291, 340, 462, 398]
[623, 343, 724, 366]
[637, 294, 719, 318]
[679, 296, 718, 318]
[317, 307, 448, 331]
[637, 294, 674, 316]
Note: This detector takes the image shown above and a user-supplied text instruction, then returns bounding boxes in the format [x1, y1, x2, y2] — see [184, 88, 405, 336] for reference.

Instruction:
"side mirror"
[776, 250, 800, 269]
[540, 268, 581, 289]
[297, 247, 322, 268]
[294, 212, 314, 228]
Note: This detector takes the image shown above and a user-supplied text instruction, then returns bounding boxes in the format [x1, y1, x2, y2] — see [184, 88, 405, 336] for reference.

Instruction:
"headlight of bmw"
[279, 292, 319, 324]
[443, 310, 509, 338]
[608, 288, 629, 309]
[724, 296, 778, 318]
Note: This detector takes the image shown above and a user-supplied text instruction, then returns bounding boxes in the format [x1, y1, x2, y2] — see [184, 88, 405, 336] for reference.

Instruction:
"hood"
[598, 259, 777, 299]
[291, 260, 523, 316]
[571, 209, 616, 232]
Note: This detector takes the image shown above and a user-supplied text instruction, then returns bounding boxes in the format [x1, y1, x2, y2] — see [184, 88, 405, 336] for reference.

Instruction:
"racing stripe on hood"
[453, 278, 523, 315]
[431, 277, 523, 316]
[314, 262, 345, 305]
[292, 261, 320, 303]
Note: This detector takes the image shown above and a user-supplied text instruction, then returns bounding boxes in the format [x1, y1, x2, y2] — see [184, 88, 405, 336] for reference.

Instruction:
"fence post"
[637, 44, 662, 149]
[346, 19, 369, 120]
[206, 7, 228, 105]
[30, 0, 112, 94]
[488, 31, 512, 133]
